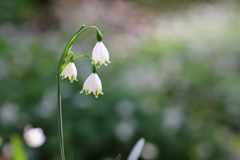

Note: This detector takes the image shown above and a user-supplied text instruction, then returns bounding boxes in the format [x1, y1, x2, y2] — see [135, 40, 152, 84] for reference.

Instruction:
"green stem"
[57, 76, 65, 160]
[60, 55, 93, 74]
[72, 55, 94, 61]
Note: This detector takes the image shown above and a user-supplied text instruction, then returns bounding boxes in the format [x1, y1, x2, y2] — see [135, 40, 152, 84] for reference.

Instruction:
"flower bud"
[97, 29, 103, 42]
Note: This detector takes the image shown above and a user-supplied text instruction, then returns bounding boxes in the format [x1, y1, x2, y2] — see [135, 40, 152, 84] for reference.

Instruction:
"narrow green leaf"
[10, 134, 27, 160]
[115, 154, 121, 160]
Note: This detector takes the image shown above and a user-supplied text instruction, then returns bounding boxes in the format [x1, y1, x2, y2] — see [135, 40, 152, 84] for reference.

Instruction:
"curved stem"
[59, 55, 93, 74]
[58, 26, 100, 75]
[72, 55, 94, 61]
[57, 76, 65, 160]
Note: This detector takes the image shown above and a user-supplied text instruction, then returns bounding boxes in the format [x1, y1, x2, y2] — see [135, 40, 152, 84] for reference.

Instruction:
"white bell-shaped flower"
[92, 42, 110, 67]
[23, 125, 46, 148]
[80, 73, 103, 98]
[60, 62, 78, 83]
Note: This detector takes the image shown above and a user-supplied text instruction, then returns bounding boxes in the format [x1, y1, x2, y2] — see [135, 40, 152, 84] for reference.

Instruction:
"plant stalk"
[57, 76, 65, 160]
[56, 25, 100, 160]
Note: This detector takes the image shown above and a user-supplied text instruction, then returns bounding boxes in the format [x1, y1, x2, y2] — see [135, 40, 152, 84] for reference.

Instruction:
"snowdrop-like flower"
[80, 73, 103, 98]
[24, 125, 46, 148]
[60, 62, 78, 83]
[92, 42, 110, 67]
[127, 138, 145, 160]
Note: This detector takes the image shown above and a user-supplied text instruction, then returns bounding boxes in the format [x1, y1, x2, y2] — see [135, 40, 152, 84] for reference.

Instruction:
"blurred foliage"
[1, 0, 240, 160]
[10, 134, 27, 160]
[115, 154, 121, 160]
[0, 0, 48, 22]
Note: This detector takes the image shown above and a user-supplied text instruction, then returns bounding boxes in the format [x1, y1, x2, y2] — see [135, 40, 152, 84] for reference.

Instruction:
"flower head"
[60, 62, 78, 83]
[24, 125, 46, 148]
[92, 42, 110, 67]
[80, 73, 103, 98]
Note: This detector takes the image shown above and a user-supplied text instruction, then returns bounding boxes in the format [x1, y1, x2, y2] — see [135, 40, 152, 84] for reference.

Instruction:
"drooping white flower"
[92, 42, 110, 67]
[80, 73, 103, 98]
[23, 125, 46, 148]
[127, 138, 145, 160]
[60, 62, 78, 83]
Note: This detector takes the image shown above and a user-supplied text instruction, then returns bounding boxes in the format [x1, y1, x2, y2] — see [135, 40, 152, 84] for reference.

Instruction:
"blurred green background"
[1, 0, 240, 160]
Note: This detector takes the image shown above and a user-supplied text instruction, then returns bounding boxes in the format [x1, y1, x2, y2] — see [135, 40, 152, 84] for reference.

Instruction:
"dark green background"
[1, 0, 240, 160]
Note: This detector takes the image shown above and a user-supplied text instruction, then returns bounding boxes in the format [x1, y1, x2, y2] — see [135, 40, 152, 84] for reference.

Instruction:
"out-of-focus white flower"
[127, 138, 145, 160]
[23, 125, 46, 148]
[60, 62, 78, 83]
[80, 73, 103, 98]
[141, 142, 159, 160]
[92, 42, 110, 67]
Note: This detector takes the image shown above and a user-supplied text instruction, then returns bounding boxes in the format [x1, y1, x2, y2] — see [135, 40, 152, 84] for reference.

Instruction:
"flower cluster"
[60, 28, 110, 98]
